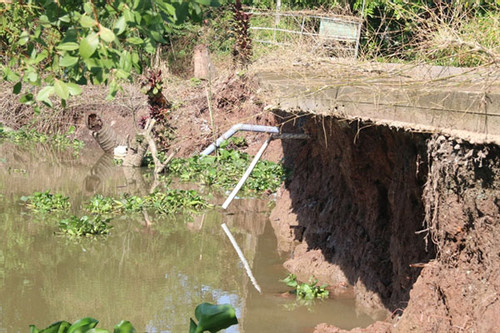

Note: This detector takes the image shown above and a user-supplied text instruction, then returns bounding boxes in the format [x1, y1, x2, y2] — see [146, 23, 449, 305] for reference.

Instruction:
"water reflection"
[0, 144, 374, 333]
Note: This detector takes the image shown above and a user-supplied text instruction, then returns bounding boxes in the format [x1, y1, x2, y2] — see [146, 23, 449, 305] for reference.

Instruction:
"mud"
[270, 115, 500, 332]
[2, 72, 499, 332]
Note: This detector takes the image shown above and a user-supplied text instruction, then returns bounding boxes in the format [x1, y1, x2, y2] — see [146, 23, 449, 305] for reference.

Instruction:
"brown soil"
[270, 115, 500, 333]
[2, 70, 499, 333]
[163, 72, 283, 162]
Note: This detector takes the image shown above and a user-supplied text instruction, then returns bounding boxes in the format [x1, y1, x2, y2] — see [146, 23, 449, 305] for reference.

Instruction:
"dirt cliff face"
[396, 135, 500, 333]
[270, 115, 500, 332]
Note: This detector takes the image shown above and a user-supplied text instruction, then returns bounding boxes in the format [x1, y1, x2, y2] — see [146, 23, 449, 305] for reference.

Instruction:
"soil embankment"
[271, 115, 500, 332]
[2, 71, 498, 332]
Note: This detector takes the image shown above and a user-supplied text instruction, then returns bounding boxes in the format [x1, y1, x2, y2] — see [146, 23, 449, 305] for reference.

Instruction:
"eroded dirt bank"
[270, 115, 500, 332]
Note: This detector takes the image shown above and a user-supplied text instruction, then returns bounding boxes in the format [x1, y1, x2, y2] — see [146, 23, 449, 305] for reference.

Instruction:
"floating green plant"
[166, 147, 286, 195]
[0, 126, 84, 150]
[281, 274, 330, 301]
[85, 190, 210, 216]
[59, 215, 112, 237]
[189, 303, 238, 333]
[21, 190, 71, 213]
[29, 317, 135, 333]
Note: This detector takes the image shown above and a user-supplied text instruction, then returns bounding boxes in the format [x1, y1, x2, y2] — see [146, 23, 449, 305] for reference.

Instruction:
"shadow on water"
[0, 143, 376, 332]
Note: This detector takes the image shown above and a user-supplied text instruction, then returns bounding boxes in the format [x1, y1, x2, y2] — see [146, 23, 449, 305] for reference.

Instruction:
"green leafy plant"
[29, 317, 135, 333]
[85, 190, 209, 216]
[166, 147, 286, 195]
[59, 215, 112, 237]
[20, 190, 71, 213]
[1, 0, 220, 106]
[1, 126, 83, 150]
[189, 303, 238, 333]
[85, 194, 117, 215]
[281, 274, 330, 300]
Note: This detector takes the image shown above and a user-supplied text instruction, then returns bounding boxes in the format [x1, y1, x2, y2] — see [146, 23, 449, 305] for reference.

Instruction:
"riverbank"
[1, 61, 499, 332]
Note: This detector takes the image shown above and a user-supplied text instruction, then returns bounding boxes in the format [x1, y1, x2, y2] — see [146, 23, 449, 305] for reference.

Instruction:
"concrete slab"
[258, 63, 500, 144]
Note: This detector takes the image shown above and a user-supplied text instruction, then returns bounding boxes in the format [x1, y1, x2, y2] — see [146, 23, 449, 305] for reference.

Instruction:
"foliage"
[189, 303, 238, 333]
[140, 70, 175, 150]
[59, 215, 113, 237]
[245, 0, 498, 66]
[166, 147, 286, 195]
[29, 317, 135, 333]
[85, 194, 117, 215]
[1, 0, 220, 106]
[353, 0, 499, 64]
[232, 0, 252, 67]
[85, 190, 210, 216]
[281, 274, 329, 300]
[20, 190, 71, 213]
[0, 126, 84, 150]
[29, 304, 236, 333]
[421, 11, 500, 67]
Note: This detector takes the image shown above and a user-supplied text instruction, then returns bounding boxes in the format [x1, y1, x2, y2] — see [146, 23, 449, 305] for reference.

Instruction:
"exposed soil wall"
[270, 115, 500, 332]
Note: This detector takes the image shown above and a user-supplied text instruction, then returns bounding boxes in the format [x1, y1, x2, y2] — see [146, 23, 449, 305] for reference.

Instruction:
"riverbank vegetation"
[1, 1, 497, 138]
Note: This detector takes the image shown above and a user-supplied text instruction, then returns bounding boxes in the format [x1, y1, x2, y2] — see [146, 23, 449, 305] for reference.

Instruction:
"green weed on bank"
[0, 126, 84, 150]
[166, 147, 286, 195]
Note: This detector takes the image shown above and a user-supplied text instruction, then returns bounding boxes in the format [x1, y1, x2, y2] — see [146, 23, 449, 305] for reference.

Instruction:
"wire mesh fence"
[248, 10, 363, 58]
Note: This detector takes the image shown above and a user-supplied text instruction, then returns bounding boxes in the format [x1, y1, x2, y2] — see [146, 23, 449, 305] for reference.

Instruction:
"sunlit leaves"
[114, 16, 127, 35]
[54, 79, 69, 100]
[189, 303, 238, 333]
[56, 42, 80, 51]
[66, 82, 82, 96]
[79, 33, 99, 59]
[36, 86, 55, 106]
[99, 27, 116, 43]
[79, 15, 96, 28]
[59, 55, 78, 67]
[2, 0, 220, 105]
[30, 317, 134, 333]
[18, 31, 30, 45]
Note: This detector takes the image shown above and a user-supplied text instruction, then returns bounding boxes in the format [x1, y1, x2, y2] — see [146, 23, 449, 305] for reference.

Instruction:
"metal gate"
[249, 11, 363, 58]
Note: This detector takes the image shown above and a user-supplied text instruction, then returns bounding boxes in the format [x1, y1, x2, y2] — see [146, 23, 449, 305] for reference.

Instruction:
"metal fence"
[249, 11, 363, 58]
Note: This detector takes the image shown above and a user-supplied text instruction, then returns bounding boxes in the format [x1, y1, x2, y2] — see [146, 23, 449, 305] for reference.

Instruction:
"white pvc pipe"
[221, 223, 262, 293]
[200, 124, 279, 156]
[222, 136, 272, 209]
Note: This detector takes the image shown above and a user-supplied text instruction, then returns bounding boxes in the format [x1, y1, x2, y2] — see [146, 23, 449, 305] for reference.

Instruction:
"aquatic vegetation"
[166, 147, 286, 195]
[0, 126, 84, 150]
[85, 194, 117, 215]
[20, 190, 71, 213]
[29, 304, 237, 333]
[59, 215, 112, 237]
[189, 303, 238, 333]
[85, 190, 210, 216]
[29, 317, 135, 333]
[281, 274, 330, 301]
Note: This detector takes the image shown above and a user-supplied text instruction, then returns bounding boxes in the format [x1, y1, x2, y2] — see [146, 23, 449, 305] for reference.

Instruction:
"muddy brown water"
[0, 143, 375, 332]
